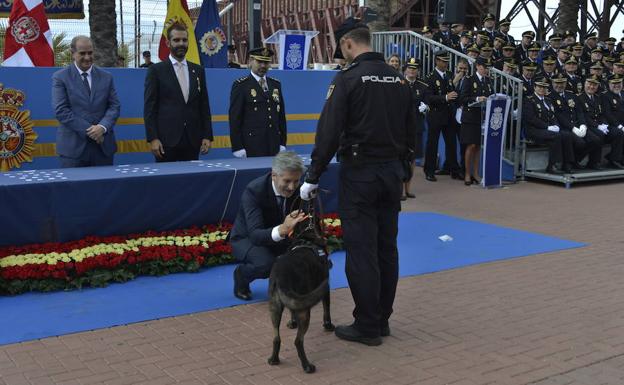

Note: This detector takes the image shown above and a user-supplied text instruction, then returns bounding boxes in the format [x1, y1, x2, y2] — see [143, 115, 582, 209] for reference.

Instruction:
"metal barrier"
[371, 31, 524, 180]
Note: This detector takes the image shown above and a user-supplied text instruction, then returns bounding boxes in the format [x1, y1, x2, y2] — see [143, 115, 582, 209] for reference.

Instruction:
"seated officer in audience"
[230, 151, 308, 300]
[578, 75, 624, 169]
[600, 74, 624, 167]
[564, 57, 583, 94]
[522, 77, 576, 174]
[550, 74, 602, 169]
[520, 61, 538, 95]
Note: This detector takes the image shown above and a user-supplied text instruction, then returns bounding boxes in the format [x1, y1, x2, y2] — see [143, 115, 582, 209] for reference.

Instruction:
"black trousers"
[527, 128, 575, 165]
[339, 160, 402, 337]
[570, 130, 602, 165]
[59, 140, 113, 168]
[236, 245, 276, 284]
[590, 126, 624, 163]
[156, 132, 200, 163]
[424, 119, 460, 175]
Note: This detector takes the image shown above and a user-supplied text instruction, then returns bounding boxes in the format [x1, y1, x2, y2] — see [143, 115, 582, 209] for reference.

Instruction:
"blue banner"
[194, 0, 227, 68]
[482, 94, 511, 188]
[282, 34, 306, 70]
[0, 0, 84, 18]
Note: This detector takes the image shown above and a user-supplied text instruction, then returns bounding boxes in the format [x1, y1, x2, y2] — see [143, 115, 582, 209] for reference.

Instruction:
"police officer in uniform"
[600, 74, 624, 167]
[498, 18, 515, 45]
[432, 22, 453, 48]
[578, 75, 624, 169]
[300, 17, 415, 346]
[228, 47, 287, 158]
[520, 60, 538, 96]
[550, 74, 602, 169]
[522, 77, 576, 174]
[564, 56, 583, 94]
[423, 50, 462, 181]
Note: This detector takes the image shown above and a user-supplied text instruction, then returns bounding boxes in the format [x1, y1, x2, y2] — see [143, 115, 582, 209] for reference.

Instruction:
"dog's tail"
[277, 279, 329, 310]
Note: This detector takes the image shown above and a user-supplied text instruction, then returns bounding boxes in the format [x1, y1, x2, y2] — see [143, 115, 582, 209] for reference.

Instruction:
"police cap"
[249, 47, 274, 62]
[333, 17, 369, 59]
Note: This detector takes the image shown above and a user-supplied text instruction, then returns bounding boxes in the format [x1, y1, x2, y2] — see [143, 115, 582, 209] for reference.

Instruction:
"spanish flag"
[158, 0, 200, 64]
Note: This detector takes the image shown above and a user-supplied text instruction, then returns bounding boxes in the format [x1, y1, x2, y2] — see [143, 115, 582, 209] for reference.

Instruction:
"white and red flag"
[3, 0, 54, 66]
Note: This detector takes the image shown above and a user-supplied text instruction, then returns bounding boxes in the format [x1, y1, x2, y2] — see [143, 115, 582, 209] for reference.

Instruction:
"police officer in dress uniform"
[515, 31, 535, 62]
[300, 17, 416, 346]
[549, 74, 602, 169]
[498, 18, 515, 45]
[521, 60, 538, 96]
[578, 75, 624, 169]
[600, 74, 624, 167]
[423, 50, 462, 181]
[564, 56, 583, 94]
[522, 77, 576, 174]
[432, 22, 453, 48]
[229, 47, 287, 158]
[402, 58, 430, 199]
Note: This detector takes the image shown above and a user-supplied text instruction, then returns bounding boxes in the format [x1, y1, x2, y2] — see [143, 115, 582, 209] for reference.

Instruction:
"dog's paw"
[323, 322, 335, 331]
[303, 363, 316, 373]
[267, 356, 280, 366]
[287, 319, 298, 329]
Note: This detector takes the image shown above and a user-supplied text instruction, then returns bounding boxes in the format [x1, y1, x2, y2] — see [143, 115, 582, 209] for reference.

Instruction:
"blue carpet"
[0, 212, 585, 346]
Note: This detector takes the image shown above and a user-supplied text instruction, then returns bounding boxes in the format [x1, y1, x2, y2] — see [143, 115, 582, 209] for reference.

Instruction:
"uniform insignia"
[568, 99, 575, 108]
[614, 98, 618, 105]
[537, 104, 541, 109]
[436, 80, 440, 87]
[416, 89, 420, 96]
[473, 82, 478, 89]
[556, 100, 561, 105]
[272, 88, 280, 103]
[585, 103, 589, 108]
[326, 84, 335, 100]
[251, 89, 257, 97]
[277, 104, 281, 112]
[0, 84, 37, 171]
[235, 76, 248, 84]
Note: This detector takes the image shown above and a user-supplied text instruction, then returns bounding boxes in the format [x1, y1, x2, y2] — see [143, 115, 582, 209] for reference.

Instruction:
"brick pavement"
[2, 176, 624, 385]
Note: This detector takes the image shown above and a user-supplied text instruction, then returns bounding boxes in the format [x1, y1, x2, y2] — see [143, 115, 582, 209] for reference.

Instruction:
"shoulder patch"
[342, 62, 359, 72]
[235, 76, 250, 84]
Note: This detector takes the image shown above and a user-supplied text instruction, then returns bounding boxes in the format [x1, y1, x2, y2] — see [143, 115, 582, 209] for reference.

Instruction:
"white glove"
[597, 124, 609, 134]
[418, 102, 429, 113]
[279, 145, 286, 152]
[618, 124, 624, 131]
[512, 109, 518, 120]
[580, 124, 588, 136]
[547, 125, 560, 133]
[300, 182, 318, 201]
[572, 126, 585, 137]
[232, 149, 247, 158]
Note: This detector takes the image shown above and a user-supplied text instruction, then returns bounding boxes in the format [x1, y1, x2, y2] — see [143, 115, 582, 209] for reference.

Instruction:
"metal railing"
[371, 31, 525, 180]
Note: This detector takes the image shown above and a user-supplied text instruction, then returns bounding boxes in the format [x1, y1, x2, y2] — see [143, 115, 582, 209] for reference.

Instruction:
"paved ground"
[2, 175, 624, 385]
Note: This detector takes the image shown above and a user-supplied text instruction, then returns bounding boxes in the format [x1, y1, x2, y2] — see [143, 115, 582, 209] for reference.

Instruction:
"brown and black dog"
[267, 213, 334, 373]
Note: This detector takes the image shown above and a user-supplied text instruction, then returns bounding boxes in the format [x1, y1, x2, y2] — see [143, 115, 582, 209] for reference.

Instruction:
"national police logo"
[272, 88, 280, 103]
[285, 42, 303, 70]
[199, 28, 226, 56]
[490, 107, 503, 131]
[568, 99, 575, 108]
[0, 84, 37, 171]
[11, 16, 40, 45]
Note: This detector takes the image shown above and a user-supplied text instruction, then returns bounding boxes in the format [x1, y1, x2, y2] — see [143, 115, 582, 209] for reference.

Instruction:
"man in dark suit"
[51, 36, 120, 168]
[229, 47, 287, 158]
[144, 23, 213, 162]
[423, 50, 462, 181]
[230, 152, 308, 300]
[599, 74, 624, 168]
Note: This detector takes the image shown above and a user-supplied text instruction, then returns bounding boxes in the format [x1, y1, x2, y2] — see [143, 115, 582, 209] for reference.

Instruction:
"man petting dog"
[230, 152, 309, 300]
[301, 18, 416, 346]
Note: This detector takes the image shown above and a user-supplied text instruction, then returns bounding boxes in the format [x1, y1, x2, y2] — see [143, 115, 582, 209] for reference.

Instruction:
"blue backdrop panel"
[0, 67, 336, 170]
[0, 157, 338, 246]
[0, 212, 585, 346]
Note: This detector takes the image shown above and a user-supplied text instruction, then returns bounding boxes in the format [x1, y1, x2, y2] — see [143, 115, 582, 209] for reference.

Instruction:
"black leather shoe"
[233, 267, 251, 301]
[335, 324, 382, 346]
[545, 164, 564, 174]
[380, 325, 390, 337]
[609, 160, 624, 169]
[587, 163, 604, 171]
[425, 174, 437, 182]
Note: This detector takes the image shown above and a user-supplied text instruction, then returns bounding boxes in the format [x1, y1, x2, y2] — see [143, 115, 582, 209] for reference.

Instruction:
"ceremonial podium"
[264, 30, 319, 70]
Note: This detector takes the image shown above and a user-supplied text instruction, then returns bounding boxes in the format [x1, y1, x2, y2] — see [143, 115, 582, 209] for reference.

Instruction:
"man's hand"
[200, 139, 212, 154]
[232, 149, 247, 158]
[477, 96, 487, 103]
[278, 210, 308, 238]
[86, 125, 105, 142]
[150, 139, 165, 159]
[446, 91, 458, 101]
[300, 182, 318, 201]
[279, 145, 286, 152]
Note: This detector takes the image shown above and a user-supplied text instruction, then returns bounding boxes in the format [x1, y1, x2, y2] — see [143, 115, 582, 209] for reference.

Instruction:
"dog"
[267, 212, 334, 373]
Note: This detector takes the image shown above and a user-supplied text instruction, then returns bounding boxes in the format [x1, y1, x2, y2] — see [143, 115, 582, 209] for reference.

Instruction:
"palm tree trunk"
[365, 0, 391, 32]
[89, 0, 119, 67]
[557, 0, 579, 35]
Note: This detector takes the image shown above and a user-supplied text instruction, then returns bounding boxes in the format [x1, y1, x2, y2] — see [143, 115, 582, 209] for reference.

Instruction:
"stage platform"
[0, 156, 338, 247]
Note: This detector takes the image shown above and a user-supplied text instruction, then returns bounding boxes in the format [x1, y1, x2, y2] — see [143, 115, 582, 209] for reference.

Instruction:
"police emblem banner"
[481, 94, 511, 188]
[264, 30, 318, 71]
[0, 83, 37, 171]
[194, 0, 227, 68]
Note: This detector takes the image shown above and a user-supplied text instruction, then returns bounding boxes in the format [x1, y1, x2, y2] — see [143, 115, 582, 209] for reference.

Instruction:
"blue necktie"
[81, 72, 90, 95]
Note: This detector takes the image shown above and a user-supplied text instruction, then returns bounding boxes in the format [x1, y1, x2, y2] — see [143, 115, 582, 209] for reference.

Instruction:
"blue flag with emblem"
[194, 0, 227, 68]
[482, 94, 512, 188]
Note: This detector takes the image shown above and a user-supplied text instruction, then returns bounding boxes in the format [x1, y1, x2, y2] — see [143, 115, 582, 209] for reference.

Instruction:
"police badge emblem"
[490, 107, 503, 131]
[326, 85, 335, 100]
[568, 99, 575, 108]
[556, 100, 561, 105]
[473, 82, 478, 89]
[614, 98, 618, 105]
[272, 89, 280, 103]
[251, 89, 257, 97]
[0, 84, 37, 171]
[435, 80, 440, 87]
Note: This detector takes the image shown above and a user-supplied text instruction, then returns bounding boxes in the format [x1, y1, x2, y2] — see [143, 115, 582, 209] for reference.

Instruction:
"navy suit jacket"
[51, 64, 120, 158]
[229, 173, 300, 259]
